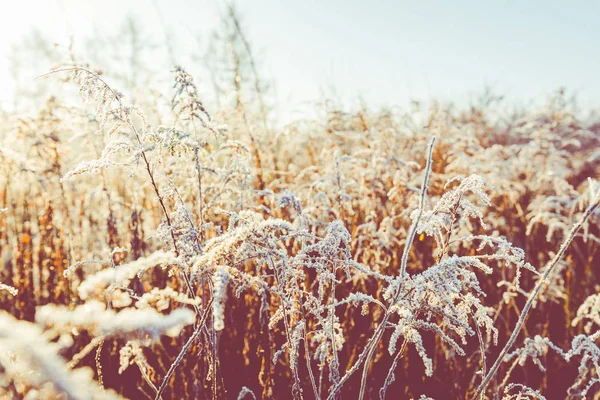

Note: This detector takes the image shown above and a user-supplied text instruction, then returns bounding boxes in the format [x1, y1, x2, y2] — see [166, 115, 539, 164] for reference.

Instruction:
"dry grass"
[1, 64, 600, 400]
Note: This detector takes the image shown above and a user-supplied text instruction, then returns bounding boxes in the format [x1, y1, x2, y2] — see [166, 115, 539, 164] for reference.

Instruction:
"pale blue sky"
[1, 0, 599, 120]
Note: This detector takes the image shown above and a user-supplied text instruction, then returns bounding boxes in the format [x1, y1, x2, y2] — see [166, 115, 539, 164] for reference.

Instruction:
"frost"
[36, 301, 195, 338]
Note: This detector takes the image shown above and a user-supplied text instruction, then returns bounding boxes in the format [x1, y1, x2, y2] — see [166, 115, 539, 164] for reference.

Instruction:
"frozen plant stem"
[270, 256, 303, 400]
[357, 137, 435, 400]
[155, 297, 214, 400]
[327, 137, 436, 400]
[379, 303, 425, 400]
[41, 71, 204, 395]
[379, 337, 409, 400]
[400, 137, 436, 278]
[128, 117, 202, 319]
[302, 325, 321, 400]
[473, 195, 600, 399]
[194, 147, 205, 243]
[329, 261, 341, 391]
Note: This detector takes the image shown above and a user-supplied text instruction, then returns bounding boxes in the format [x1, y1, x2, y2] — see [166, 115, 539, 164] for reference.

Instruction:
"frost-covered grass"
[1, 65, 600, 400]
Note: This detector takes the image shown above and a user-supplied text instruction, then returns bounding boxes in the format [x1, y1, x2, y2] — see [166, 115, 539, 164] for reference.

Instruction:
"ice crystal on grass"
[504, 335, 565, 372]
[212, 266, 230, 331]
[0, 312, 124, 400]
[172, 65, 211, 127]
[564, 332, 600, 396]
[36, 301, 195, 338]
[60, 138, 135, 182]
[76, 251, 178, 300]
[503, 383, 547, 400]
[572, 294, 600, 333]
[0, 283, 17, 296]
[415, 174, 492, 241]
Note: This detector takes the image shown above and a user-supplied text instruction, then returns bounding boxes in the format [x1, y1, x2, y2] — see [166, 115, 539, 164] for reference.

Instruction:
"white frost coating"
[212, 266, 230, 331]
[572, 293, 600, 333]
[0, 283, 17, 296]
[36, 301, 195, 338]
[77, 251, 178, 300]
[0, 311, 124, 400]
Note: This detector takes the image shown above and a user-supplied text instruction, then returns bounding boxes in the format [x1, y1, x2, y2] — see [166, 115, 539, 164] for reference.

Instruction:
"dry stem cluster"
[0, 66, 600, 400]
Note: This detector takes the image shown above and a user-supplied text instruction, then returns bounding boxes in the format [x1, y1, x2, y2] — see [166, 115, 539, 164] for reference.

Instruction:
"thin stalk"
[195, 147, 205, 243]
[473, 196, 600, 399]
[328, 138, 436, 400]
[400, 137, 436, 278]
[329, 261, 341, 392]
[302, 326, 321, 400]
[155, 298, 214, 400]
[270, 256, 303, 400]
[378, 305, 424, 399]
[353, 137, 436, 400]
[379, 338, 409, 400]
[128, 120, 202, 319]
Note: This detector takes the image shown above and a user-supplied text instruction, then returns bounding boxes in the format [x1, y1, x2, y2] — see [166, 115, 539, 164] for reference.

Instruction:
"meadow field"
[2, 6, 600, 400]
